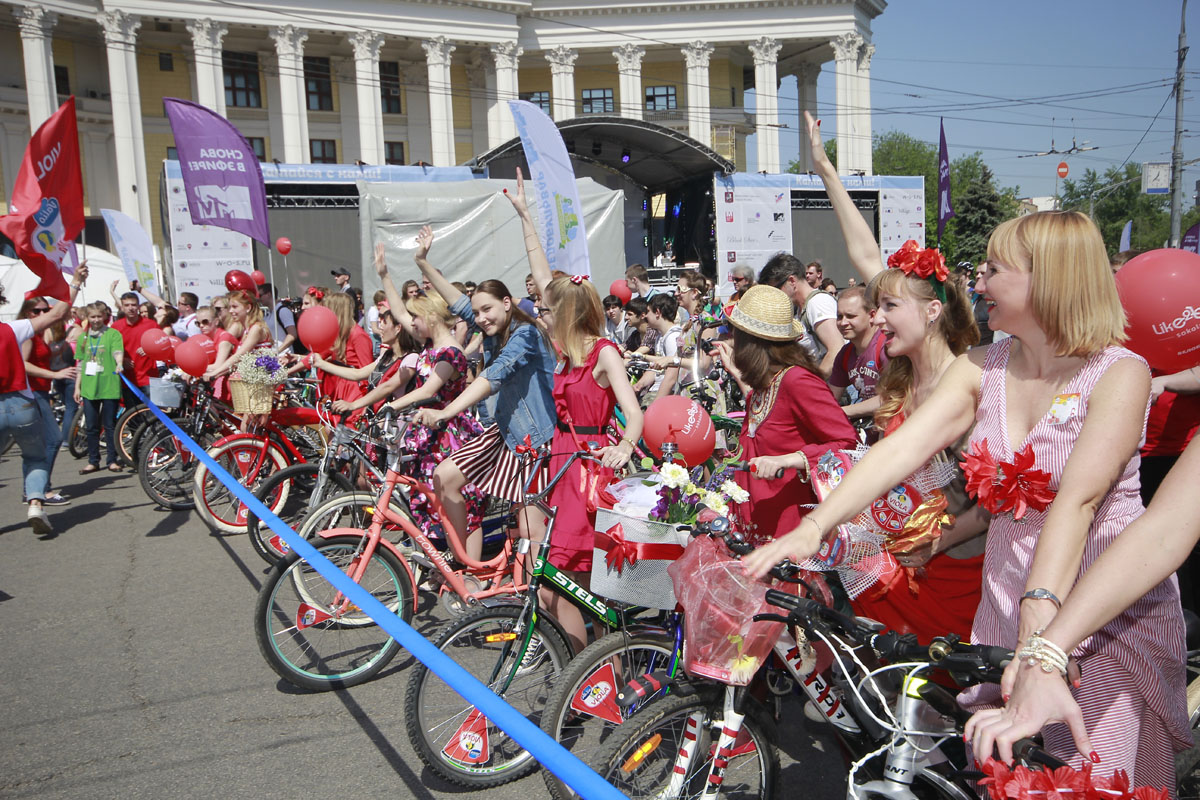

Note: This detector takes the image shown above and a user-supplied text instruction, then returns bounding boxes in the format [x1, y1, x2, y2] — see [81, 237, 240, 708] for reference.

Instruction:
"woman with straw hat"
[710, 285, 857, 540]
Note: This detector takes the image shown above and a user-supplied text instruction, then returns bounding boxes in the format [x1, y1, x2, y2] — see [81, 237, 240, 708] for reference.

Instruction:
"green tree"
[1059, 163, 1171, 254]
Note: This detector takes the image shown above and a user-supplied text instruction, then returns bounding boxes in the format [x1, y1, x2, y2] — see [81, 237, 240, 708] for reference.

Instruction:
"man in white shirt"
[759, 253, 842, 378]
[176, 292, 201, 338]
[632, 293, 688, 404]
[259, 283, 297, 353]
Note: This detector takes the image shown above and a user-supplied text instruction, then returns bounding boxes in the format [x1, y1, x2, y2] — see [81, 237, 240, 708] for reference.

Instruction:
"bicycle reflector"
[485, 632, 518, 643]
[622, 733, 662, 773]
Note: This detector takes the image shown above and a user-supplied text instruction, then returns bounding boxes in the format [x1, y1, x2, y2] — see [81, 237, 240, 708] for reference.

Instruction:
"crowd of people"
[2, 111, 1198, 795]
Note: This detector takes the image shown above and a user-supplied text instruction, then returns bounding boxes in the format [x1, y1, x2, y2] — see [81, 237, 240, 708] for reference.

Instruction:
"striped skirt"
[448, 424, 547, 504]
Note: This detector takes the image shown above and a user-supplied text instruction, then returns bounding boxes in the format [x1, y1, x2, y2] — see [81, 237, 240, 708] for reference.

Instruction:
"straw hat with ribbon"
[727, 285, 805, 341]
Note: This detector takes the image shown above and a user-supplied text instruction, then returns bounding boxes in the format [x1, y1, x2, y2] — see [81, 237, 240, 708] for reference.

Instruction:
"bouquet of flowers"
[648, 462, 749, 526]
[235, 351, 286, 386]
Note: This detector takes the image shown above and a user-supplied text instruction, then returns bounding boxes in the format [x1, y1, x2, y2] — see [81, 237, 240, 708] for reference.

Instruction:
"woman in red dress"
[316, 292, 374, 404]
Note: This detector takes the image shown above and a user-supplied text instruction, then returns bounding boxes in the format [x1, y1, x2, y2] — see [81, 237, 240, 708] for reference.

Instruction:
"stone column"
[99, 9, 152, 232]
[545, 45, 578, 121]
[466, 55, 490, 155]
[269, 25, 309, 163]
[403, 63, 432, 164]
[681, 41, 713, 147]
[489, 42, 522, 146]
[422, 36, 456, 166]
[613, 44, 645, 120]
[14, 5, 58, 132]
[831, 31, 863, 175]
[349, 31, 384, 164]
[748, 36, 781, 174]
[793, 61, 820, 172]
[856, 42, 875, 175]
[186, 18, 228, 117]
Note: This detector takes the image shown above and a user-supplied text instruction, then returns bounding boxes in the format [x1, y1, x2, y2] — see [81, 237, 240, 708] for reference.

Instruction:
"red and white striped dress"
[961, 339, 1189, 790]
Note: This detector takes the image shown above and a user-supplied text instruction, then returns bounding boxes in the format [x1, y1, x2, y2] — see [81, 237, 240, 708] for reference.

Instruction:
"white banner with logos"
[163, 161, 253, 305]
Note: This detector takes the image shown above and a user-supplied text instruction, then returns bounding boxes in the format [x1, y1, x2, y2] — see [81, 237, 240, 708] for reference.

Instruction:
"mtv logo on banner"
[194, 185, 254, 221]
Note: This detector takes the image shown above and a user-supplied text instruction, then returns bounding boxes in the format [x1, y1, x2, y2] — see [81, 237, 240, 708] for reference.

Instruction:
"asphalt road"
[0, 447, 847, 799]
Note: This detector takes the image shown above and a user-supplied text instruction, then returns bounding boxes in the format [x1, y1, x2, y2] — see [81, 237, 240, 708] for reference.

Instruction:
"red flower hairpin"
[306, 287, 325, 300]
[963, 438, 1056, 521]
[887, 240, 949, 301]
[569, 274, 584, 285]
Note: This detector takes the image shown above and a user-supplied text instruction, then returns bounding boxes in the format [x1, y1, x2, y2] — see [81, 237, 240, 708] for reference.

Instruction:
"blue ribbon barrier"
[122, 376, 625, 800]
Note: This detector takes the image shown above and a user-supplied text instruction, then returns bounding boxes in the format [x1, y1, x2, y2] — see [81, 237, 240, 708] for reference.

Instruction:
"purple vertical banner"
[937, 118, 955, 243]
[1182, 222, 1200, 254]
[163, 97, 270, 246]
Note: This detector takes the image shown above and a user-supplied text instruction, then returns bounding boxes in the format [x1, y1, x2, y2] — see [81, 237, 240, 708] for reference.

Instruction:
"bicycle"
[592, 524, 1064, 800]
[254, 404, 533, 692]
[402, 443, 670, 789]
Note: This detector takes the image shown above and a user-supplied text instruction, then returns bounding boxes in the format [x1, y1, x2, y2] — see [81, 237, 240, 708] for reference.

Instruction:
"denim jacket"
[450, 295, 557, 450]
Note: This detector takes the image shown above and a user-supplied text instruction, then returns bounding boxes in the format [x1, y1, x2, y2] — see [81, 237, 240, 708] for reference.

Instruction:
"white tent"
[0, 248, 133, 320]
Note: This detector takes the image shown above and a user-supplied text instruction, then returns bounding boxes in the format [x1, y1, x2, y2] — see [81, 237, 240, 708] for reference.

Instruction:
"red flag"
[0, 97, 84, 302]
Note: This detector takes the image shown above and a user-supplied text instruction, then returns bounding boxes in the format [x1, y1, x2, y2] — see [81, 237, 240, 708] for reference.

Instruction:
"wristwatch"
[1020, 588, 1062, 609]
[670, 356, 681, 368]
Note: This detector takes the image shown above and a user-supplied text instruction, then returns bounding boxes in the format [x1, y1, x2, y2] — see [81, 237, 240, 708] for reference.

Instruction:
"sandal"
[79, 464, 100, 474]
[107, 464, 123, 473]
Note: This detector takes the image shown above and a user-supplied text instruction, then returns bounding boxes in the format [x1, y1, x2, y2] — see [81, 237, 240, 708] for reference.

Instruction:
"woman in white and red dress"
[746, 211, 1187, 791]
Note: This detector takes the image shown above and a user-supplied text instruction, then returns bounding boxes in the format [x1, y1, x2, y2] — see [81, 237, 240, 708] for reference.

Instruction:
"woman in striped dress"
[746, 210, 1188, 789]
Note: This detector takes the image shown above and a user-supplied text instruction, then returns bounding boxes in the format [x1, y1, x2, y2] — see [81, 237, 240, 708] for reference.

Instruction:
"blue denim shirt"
[450, 295, 557, 450]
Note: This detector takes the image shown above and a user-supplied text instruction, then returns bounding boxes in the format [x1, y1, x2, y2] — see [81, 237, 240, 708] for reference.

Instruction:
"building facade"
[1, 0, 883, 250]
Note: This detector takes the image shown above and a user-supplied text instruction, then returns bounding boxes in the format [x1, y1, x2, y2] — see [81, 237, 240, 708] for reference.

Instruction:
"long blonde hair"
[870, 269, 978, 430]
[405, 293, 456, 334]
[987, 211, 1125, 357]
[546, 276, 605, 367]
[322, 293, 357, 360]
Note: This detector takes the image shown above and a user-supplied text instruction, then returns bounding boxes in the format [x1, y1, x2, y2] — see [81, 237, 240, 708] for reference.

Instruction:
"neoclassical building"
[1, 0, 883, 249]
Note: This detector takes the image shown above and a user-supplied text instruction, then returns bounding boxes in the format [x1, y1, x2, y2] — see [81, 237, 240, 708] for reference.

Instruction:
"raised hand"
[414, 225, 434, 261]
[374, 242, 388, 279]
[502, 167, 532, 220]
[805, 111, 833, 172]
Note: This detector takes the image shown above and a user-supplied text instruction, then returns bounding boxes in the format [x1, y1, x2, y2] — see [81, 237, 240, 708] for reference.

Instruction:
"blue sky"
[755, 0, 1198, 200]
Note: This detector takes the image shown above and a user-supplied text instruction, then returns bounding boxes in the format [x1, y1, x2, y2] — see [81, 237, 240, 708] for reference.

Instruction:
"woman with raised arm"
[503, 170, 645, 652]
[405, 225, 557, 563]
[744, 211, 1188, 789]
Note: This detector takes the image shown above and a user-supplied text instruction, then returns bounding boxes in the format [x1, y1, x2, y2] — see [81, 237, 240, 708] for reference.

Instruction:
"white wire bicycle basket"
[591, 507, 690, 610]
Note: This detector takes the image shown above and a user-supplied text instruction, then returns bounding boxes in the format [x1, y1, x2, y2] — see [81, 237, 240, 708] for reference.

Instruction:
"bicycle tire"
[137, 427, 200, 510]
[541, 629, 678, 800]
[192, 437, 290, 534]
[68, 411, 88, 459]
[254, 533, 415, 691]
[404, 605, 571, 788]
[115, 405, 156, 467]
[247, 464, 355, 565]
[595, 690, 778, 800]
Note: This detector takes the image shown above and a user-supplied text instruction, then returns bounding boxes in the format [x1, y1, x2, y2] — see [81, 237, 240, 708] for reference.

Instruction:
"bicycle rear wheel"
[68, 411, 87, 459]
[246, 464, 354, 565]
[595, 691, 777, 800]
[192, 437, 289, 534]
[541, 629, 678, 800]
[115, 405, 155, 467]
[254, 533, 414, 691]
[404, 605, 571, 788]
[137, 428, 199, 510]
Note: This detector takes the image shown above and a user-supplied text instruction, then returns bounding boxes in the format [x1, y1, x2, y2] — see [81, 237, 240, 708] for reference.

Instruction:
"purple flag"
[937, 118, 955, 242]
[163, 97, 269, 246]
[1183, 222, 1200, 254]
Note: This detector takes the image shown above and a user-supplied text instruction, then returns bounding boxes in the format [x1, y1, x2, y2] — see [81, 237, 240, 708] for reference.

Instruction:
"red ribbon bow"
[514, 434, 536, 455]
[306, 287, 325, 300]
[594, 523, 684, 576]
[569, 275, 584, 285]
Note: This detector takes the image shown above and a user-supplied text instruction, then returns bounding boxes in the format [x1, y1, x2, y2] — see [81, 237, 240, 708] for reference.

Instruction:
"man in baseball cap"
[330, 267, 352, 293]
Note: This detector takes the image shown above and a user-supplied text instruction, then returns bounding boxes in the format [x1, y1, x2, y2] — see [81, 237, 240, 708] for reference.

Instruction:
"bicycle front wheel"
[137, 428, 198, 510]
[404, 605, 571, 788]
[596, 691, 778, 800]
[68, 410, 88, 459]
[192, 437, 289, 534]
[115, 405, 156, 467]
[246, 464, 354, 565]
[541, 629, 678, 800]
[254, 534, 414, 691]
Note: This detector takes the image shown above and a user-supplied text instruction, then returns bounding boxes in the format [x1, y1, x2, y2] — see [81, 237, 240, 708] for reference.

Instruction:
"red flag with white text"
[0, 97, 84, 302]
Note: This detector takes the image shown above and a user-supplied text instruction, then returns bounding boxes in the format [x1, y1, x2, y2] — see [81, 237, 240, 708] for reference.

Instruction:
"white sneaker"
[27, 504, 52, 536]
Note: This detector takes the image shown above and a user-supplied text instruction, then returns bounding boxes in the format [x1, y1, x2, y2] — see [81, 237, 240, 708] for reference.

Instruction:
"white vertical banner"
[507, 100, 591, 276]
[100, 208, 159, 293]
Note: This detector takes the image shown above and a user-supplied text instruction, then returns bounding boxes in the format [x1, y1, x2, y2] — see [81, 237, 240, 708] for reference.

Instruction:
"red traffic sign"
[1057, 161, 1069, 178]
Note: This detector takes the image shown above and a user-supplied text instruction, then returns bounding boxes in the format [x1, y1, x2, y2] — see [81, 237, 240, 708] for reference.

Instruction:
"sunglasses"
[197, 318, 214, 326]
[731, 276, 747, 284]
[30, 307, 50, 315]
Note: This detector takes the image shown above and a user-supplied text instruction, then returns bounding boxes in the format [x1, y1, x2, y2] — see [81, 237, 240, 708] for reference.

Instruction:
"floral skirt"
[400, 412, 485, 538]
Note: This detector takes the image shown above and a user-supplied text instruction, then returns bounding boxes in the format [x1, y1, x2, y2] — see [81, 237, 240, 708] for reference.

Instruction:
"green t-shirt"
[75, 327, 124, 400]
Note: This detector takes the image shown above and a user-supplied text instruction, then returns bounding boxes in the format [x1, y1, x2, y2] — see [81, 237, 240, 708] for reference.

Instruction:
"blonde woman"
[747, 211, 1187, 787]
[316, 292, 374, 403]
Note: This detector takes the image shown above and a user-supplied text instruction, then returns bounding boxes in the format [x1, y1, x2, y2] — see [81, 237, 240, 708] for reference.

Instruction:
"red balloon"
[140, 328, 172, 360]
[643, 396, 716, 467]
[173, 339, 209, 377]
[225, 270, 256, 293]
[164, 336, 182, 363]
[250, 270, 267, 286]
[609, 279, 633, 305]
[188, 333, 218, 364]
[1115, 249, 1200, 372]
[298, 305, 339, 353]
[275, 237, 292, 255]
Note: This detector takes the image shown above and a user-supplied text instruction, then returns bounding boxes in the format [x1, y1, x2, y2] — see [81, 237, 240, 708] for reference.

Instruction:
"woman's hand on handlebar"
[964, 659, 1093, 766]
[742, 517, 823, 580]
[413, 406, 447, 428]
[749, 452, 809, 482]
[595, 441, 634, 470]
[331, 398, 360, 413]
